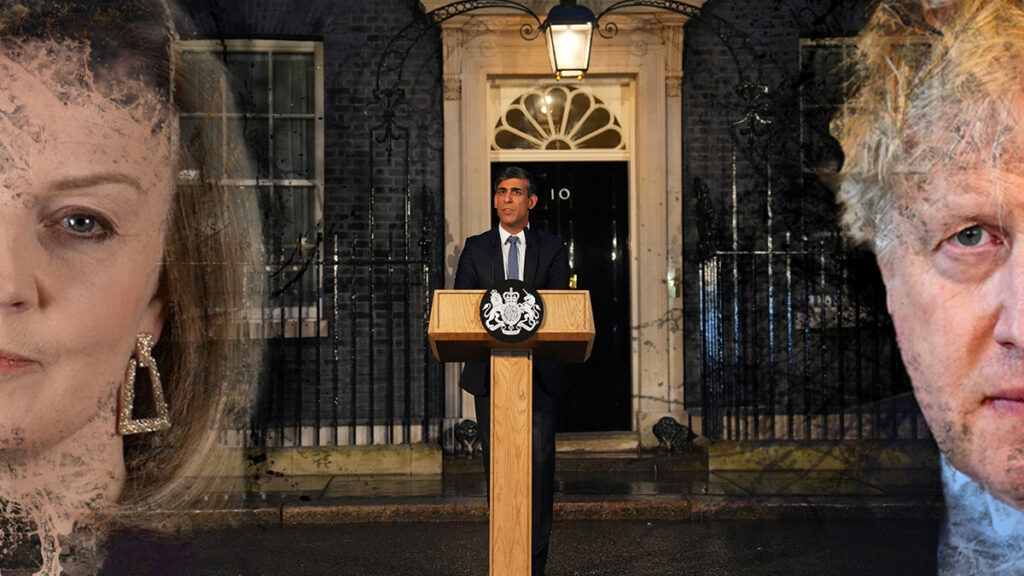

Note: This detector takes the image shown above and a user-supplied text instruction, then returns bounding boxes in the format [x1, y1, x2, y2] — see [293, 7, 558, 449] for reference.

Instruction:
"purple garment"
[99, 530, 197, 576]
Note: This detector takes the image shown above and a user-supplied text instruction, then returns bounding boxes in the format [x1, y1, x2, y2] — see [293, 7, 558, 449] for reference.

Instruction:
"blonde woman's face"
[881, 165, 1024, 510]
[0, 42, 172, 455]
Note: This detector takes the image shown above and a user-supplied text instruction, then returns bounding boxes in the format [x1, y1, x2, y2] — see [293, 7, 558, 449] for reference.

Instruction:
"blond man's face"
[881, 167, 1024, 510]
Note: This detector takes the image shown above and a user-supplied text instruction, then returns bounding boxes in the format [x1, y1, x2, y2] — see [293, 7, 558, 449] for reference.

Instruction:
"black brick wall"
[174, 0, 906, 437]
[177, 0, 445, 433]
[680, 0, 910, 419]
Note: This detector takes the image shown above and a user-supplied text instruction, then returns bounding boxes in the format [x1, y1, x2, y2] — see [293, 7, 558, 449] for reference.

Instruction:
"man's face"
[881, 167, 1024, 509]
[493, 177, 536, 234]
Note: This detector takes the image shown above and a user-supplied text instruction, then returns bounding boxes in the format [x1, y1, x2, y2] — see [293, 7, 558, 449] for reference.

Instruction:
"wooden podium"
[428, 290, 595, 576]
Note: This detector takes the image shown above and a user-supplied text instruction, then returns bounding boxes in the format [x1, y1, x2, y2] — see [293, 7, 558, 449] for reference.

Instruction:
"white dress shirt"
[938, 455, 1024, 575]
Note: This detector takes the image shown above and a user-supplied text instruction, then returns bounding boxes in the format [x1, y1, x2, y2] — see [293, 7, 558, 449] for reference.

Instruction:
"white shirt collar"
[498, 225, 527, 245]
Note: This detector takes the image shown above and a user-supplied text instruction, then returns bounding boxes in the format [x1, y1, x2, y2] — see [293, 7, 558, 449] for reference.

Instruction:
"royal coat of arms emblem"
[479, 280, 543, 343]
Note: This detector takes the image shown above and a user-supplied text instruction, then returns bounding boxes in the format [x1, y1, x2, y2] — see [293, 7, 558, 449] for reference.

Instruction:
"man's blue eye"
[955, 225, 984, 247]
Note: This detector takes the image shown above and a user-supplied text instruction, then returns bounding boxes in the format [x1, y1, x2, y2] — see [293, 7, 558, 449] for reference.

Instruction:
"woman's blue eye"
[62, 214, 107, 237]
[954, 225, 984, 247]
[65, 215, 96, 233]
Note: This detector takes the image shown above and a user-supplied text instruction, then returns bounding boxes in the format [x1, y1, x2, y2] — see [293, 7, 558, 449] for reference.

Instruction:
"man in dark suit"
[454, 166, 569, 576]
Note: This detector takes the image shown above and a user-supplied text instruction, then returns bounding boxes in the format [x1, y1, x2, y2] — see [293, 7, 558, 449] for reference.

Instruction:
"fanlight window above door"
[493, 85, 625, 150]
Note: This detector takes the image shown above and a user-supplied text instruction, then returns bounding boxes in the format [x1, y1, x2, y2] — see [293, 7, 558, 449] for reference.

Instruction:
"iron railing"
[699, 232, 921, 441]
[253, 188, 443, 448]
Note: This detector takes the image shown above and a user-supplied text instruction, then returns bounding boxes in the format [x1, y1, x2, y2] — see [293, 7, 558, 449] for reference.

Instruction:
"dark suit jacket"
[453, 226, 570, 396]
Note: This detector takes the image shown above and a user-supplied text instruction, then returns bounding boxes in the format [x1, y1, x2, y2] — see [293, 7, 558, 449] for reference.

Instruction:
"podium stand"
[429, 290, 595, 576]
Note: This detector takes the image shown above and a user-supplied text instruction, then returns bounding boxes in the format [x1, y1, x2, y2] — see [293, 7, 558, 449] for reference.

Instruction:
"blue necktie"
[506, 236, 520, 280]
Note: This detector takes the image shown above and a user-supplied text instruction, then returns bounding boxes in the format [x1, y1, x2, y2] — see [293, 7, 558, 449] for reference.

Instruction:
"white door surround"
[425, 0, 704, 448]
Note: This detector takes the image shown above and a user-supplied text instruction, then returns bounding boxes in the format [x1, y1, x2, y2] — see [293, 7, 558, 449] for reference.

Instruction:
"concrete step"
[444, 450, 707, 475]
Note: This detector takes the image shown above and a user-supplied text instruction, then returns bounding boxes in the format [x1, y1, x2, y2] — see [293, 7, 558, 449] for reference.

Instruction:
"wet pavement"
[190, 519, 938, 575]
[0, 449, 945, 574]
[171, 452, 944, 574]
[221, 452, 942, 526]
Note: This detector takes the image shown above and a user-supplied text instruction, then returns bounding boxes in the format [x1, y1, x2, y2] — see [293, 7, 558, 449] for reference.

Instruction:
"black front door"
[492, 161, 631, 432]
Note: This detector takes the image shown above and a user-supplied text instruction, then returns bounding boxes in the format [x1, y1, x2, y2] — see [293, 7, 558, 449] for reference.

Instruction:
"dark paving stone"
[173, 453, 941, 527]
[190, 519, 938, 575]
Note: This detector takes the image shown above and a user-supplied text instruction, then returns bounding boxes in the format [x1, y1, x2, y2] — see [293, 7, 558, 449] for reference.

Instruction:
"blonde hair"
[125, 7, 265, 510]
[834, 0, 1024, 252]
[1, 0, 264, 510]
[129, 98, 265, 509]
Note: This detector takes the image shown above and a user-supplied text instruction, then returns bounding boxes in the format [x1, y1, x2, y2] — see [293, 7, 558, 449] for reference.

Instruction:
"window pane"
[273, 119, 314, 179]
[260, 186, 317, 258]
[176, 52, 223, 113]
[495, 129, 539, 149]
[225, 52, 270, 114]
[800, 45, 847, 107]
[273, 53, 315, 115]
[260, 186, 319, 309]
[178, 116, 222, 177]
[504, 108, 544, 141]
[801, 107, 843, 173]
[578, 108, 611, 139]
[281, 186, 317, 248]
[228, 117, 270, 180]
[575, 127, 622, 149]
[257, 185, 282, 256]
[565, 92, 591, 135]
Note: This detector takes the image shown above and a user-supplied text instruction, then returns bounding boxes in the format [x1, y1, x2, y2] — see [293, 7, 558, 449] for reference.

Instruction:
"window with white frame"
[799, 37, 929, 176]
[798, 38, 855, 176]
[175, 40, 324, 318]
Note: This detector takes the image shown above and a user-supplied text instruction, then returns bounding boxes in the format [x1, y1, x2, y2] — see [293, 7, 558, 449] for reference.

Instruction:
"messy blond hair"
[834, 0, 1024, 252]
[0, 0, 264, 510]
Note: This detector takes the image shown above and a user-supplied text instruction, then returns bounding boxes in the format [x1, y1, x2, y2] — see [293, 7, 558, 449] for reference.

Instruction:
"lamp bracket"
[594, 0, 702, 39]
[596, 0, 702, 22]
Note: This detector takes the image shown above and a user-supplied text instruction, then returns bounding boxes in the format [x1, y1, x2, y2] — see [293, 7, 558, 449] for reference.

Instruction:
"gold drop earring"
[117, 332, 171, 435]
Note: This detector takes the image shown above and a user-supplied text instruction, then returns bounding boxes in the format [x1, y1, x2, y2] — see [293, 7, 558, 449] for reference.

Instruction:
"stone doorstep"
[139, 495, 943, 530]
[249, 443, 443, 477]
[554, 451, 706, 473]
[247, 433, 688, 477]
[244, 438, 938, 478]
[445, 450, 707, 475]
[245, 434, 640, 477]
[707, 440, 941, 471]
[555, 431, 640, 452]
